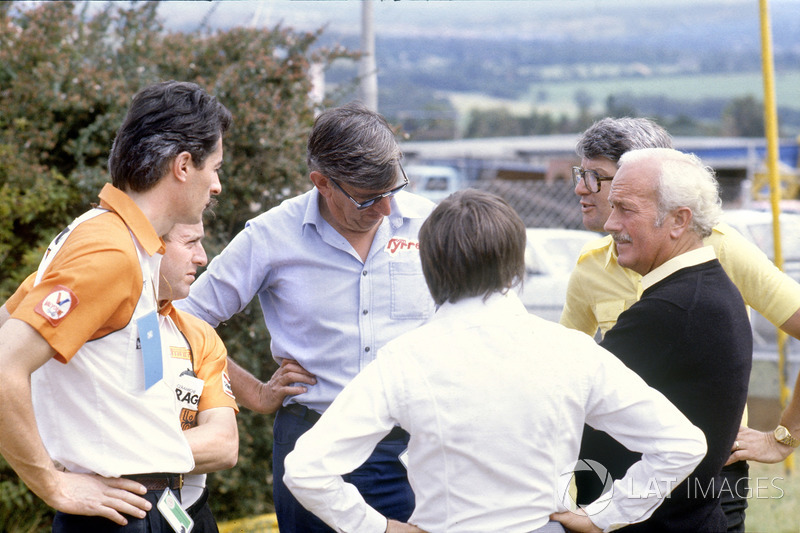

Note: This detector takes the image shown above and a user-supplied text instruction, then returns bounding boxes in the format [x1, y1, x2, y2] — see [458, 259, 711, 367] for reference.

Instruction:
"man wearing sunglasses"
[176, 102, 435, 532]
[561, 117, 800, 533]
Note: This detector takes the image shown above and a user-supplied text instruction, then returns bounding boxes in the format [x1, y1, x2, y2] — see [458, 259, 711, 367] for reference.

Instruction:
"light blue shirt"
[177, 188, 435, 412]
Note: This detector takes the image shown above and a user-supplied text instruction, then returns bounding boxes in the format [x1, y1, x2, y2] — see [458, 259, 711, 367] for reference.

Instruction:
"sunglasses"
[328, 165, 409, 210]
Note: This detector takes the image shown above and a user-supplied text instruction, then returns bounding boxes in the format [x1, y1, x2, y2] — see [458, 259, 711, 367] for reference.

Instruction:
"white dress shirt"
[284, 291, 706, 533]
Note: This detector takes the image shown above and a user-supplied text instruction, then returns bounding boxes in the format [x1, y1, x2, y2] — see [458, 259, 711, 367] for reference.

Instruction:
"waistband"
[122, 473, 184, 491]
[282, 403, 409, 442]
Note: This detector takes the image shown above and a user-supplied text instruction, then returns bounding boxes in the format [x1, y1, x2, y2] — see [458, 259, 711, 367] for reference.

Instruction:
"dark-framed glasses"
[572, 166, 614, 193]
[328, 165, 409, 210]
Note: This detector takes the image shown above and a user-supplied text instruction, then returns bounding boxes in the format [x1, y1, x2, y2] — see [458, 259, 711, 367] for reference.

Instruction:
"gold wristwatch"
[773, 425, 800, 448]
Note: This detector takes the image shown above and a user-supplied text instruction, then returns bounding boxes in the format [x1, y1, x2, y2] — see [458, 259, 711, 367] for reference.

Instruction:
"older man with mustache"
[576, 148, 752, 532]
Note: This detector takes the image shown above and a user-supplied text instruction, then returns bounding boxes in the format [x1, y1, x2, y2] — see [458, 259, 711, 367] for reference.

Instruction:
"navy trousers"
[272, 405, 414, 533]
[53, 488, 217, 533]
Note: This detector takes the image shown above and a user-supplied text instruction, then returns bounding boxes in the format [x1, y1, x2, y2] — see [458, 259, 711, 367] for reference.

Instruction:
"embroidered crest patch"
[35, 285, 79, 326]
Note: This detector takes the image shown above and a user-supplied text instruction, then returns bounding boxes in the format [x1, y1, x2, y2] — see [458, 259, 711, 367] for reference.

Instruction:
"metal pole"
[759, 0, 793, 473]
[359, 0, 378, 111]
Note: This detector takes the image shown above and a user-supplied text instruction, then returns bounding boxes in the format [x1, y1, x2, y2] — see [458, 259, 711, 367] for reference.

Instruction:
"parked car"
[516, 228, 601, 322]
[405, 164, 465, 203]
[721, 209, 800, 282]
[721, 209, 800, 398]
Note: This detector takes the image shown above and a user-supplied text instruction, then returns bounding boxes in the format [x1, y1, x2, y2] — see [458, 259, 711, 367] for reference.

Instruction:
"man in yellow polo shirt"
[560, 117, 800, 532]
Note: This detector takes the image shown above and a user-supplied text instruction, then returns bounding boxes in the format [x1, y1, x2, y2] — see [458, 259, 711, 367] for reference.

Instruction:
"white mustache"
[611, 233, 632, 244]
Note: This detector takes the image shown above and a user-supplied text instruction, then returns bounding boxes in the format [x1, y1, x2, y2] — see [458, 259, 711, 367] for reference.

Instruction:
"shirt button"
[362, 309, 368, 315]
[362, 270, 368, 276]
[365, 346, 371, 352]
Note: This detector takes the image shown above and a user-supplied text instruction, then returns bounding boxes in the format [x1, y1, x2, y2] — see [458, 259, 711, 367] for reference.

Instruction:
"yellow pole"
[759, 0, 793, 473]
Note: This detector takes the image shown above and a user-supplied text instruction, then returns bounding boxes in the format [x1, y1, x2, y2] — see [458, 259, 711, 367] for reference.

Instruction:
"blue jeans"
[272, 406, 414, 533]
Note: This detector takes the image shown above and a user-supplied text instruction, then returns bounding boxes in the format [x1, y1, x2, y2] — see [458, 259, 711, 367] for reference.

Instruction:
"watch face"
[776, 427, 788, 439]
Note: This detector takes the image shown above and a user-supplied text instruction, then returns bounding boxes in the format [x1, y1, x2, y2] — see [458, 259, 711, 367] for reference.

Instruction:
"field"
[447, 70, 800, 120]
[746, 460, 800, 533]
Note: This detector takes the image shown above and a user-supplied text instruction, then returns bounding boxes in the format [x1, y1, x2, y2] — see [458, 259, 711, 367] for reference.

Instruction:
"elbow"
[219, 443, 239, 471]
[685, 426, 708, 470]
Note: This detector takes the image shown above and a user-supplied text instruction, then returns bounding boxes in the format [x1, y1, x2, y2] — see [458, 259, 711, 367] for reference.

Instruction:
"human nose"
[211, 173, 222, 196]
[603, 207, 620, 234]
[574, 174, 591, 196]
[194, 245, 208, 267]
[371, 196, 392, 216]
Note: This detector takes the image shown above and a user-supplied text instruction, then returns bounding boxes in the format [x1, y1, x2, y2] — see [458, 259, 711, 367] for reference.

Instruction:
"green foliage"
[0, 1, 354, 526]
[0, 457, 51, 533]
[723, 95, 765, 138]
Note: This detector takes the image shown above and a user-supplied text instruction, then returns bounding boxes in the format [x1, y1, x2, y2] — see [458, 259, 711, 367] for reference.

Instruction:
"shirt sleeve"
[712, 223, 800, 327]
[581, 348, 707, 531]
[174, 310, 238, 412]
[560, 260, 600, 337]
[10, 216, 142, 362]
[4, 272, 37, 314]
[176, 219, 271, 327]
[283, 360, 394, 533]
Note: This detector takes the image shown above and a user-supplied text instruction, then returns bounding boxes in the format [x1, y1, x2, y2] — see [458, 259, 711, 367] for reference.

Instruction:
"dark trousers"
[53, 487, 216, 533]
[720, 461, 748, 533]
[272, 405, 414, 533]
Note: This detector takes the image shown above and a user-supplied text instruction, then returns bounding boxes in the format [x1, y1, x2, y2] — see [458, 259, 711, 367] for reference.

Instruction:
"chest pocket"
[389, 261, 433, 320]
[595, 299, 630, 338]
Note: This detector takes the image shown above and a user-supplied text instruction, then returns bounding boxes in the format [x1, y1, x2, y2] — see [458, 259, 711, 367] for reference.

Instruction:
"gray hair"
[307, 102, 402, 190]
[619, 148, 722, 238]
[577, 117, 673, 164]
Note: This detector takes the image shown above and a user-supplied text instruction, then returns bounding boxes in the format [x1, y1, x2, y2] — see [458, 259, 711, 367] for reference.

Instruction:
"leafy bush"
[0, 1, 354, 527]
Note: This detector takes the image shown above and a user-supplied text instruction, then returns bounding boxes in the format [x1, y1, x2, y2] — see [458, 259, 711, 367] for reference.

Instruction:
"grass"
[744, 460, 800, 533]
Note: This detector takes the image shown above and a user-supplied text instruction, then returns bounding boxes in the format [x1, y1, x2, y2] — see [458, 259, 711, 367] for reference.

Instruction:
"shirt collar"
[641, 246, 717, 291]
[98, 183, 165, 256]
[603, 234, 619, 269]
[433, 290, 528, 323]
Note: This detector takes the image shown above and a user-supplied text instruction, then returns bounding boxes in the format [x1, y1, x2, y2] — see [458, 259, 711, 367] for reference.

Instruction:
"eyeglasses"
[328, 165, 409, 210]
[572, 166, 614, 193]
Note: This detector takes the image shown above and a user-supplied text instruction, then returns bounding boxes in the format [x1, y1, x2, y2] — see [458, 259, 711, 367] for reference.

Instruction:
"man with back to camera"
[2, 222, 239, 532]
[282, 189, 708, 533]
[579, 148, 752, 531]
[561, 117, 800, 531]
[0, 80, 232, 531]
[176, 102, 436, 532]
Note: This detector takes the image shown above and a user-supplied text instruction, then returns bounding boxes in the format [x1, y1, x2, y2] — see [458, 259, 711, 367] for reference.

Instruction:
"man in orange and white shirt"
[0, 80, 232, 531]
[3, 222, 239, 532]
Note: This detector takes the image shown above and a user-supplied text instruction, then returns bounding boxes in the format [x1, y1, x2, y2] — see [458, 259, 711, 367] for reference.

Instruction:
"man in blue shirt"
[177, 102, 435, 532]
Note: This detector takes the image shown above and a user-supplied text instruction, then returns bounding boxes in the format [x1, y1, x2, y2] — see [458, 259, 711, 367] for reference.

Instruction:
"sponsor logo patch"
[222, 371, 235, 399]
[385, 238, 420, 256]
[35, 285, 79, 326]
[169, 346, 192, 360]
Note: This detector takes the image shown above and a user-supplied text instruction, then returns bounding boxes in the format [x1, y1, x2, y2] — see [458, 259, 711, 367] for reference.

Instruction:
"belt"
[282, 403, 409, 442]
[123, 473, 184, 491]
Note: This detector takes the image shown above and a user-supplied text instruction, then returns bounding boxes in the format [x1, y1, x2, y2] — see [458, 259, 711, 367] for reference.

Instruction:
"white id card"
[157, 488, 194, 533]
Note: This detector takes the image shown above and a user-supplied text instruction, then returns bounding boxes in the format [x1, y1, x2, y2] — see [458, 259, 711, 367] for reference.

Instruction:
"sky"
[151, 0, 799, 44]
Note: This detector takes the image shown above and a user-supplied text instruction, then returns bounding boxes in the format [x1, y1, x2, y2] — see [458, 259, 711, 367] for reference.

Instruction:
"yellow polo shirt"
[561, 223, 800, 339]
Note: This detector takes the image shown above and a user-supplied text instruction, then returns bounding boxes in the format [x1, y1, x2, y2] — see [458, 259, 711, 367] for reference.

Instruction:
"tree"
[722, 95, 765, 137]
[0, 1, 353, 528]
